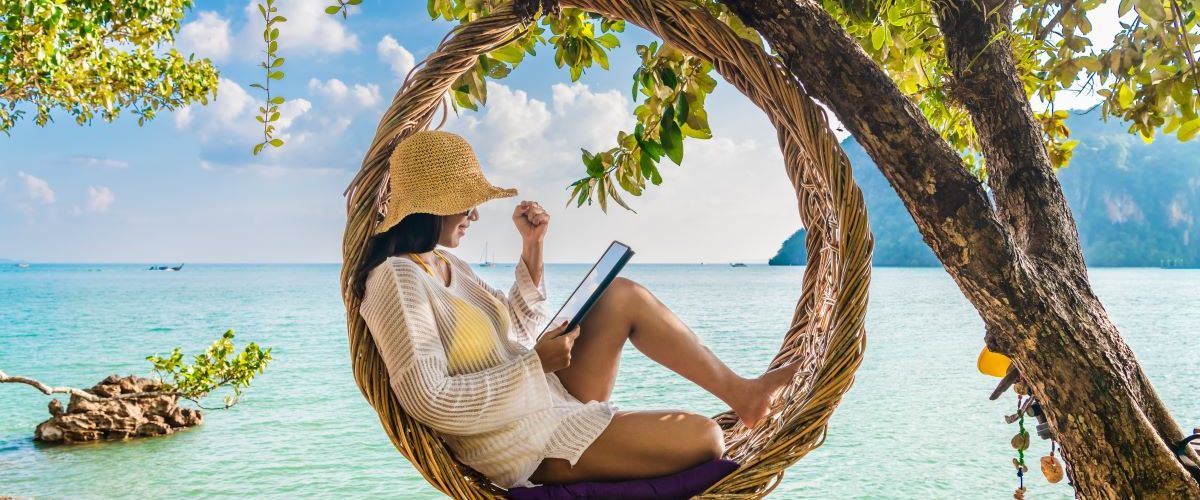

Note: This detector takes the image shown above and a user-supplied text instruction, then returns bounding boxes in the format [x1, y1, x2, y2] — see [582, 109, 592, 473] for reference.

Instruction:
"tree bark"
[721, 0, 1200, 496]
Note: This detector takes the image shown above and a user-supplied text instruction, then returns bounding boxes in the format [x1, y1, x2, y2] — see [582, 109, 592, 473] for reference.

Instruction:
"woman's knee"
[680, 413, 725, 462]
[607, 277, 650, 306]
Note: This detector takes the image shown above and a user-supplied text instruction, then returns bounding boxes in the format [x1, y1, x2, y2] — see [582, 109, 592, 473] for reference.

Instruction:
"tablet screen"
[541, 241, 632, 337]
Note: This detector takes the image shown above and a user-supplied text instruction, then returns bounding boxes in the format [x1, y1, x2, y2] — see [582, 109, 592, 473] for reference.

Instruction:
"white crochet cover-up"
[359, 249, 617, 488]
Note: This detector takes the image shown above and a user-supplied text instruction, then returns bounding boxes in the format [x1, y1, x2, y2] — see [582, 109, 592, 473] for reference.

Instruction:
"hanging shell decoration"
[1011, 430, 1030, 451]
[1011, 457, 1029, 473]
[1041, 454, 1065, 483]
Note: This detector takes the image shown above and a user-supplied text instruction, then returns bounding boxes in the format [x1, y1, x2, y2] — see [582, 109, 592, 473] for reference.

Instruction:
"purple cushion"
[505, 459, 739, 500]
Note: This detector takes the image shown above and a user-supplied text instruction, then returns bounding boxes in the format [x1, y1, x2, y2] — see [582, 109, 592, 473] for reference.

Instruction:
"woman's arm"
[521, 240, 544, 288]
[359, 259, 552, 435]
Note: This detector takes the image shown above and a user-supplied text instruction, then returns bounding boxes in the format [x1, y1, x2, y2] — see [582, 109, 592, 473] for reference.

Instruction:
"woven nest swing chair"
[340, 1, 873, 497]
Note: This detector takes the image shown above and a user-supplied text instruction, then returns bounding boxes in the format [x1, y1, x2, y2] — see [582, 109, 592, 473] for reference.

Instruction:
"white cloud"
[171, 77, 343, 176]
[438, 81, 800, 263]
[307, 78, 382, 108]
[177, 11, 232, 62]
[16, 171, 54, 204]
[87, 186, 115, 213]
[72, 155, 129, 169]
[446, 82, 631, 179]
[237, 0, 358, 56]
[175, 77, 312, 142]
[378, 35, 416, 81]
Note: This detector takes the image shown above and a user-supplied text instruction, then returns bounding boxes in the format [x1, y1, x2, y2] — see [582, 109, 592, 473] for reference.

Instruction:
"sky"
[0, 1, 1124, 264]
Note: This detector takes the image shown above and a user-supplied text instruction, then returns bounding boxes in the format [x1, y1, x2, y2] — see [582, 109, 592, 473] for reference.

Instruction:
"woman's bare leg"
[554, 277, 799, 429]
[529, 410, 725, 484]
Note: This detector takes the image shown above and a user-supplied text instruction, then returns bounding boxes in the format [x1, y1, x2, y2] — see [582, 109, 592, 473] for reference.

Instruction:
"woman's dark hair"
[352, 212, 443, 300]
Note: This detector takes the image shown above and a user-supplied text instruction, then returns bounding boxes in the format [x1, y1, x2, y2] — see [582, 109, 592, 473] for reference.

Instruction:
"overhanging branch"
[0, 369, 166, 402]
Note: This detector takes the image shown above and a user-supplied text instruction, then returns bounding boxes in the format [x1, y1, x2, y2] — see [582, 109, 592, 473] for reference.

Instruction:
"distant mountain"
[770, 111, 1200, 267]
[0, 258, 16, 263]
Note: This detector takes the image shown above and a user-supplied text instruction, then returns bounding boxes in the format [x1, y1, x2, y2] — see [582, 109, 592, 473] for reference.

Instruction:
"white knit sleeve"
[456, 255, 549, 348]
[359, 259, 553, 435]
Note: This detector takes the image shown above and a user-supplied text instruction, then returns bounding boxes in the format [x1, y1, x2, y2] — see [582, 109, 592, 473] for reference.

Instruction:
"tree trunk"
[721, 0, 1200, 496]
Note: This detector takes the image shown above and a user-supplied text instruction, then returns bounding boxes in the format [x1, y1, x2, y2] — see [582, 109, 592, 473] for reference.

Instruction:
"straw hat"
[374, 130, 517, 235]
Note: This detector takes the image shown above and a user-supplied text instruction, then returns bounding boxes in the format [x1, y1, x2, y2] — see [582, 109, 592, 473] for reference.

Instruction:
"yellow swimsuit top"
[410, 251, 505, 370]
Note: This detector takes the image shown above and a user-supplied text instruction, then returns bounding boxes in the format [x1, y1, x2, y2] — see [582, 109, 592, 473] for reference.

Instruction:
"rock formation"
[34, 375, 202, 443]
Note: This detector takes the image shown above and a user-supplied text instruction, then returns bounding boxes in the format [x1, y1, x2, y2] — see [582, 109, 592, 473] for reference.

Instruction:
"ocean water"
[1, 262, 1198, 499]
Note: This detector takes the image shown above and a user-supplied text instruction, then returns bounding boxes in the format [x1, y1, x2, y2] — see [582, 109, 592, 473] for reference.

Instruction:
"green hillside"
[770, 111, 1200, 267]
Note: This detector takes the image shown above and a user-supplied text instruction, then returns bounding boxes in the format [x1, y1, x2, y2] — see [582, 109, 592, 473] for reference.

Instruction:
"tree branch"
[934, 0, 1088, 273]
[0, 369, 166, 402]
[1035, 0, 1075, 41]
[721, 0, 1028, 327]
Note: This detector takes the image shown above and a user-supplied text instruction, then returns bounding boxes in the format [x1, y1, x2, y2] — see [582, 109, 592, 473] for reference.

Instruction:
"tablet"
[537, 240, 634, 341]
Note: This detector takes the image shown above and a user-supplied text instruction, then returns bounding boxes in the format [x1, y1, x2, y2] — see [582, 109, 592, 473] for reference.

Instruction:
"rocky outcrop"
[34, 375, 202, 443]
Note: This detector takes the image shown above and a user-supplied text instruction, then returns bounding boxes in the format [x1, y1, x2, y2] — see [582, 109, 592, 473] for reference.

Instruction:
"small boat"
[148, 264, 184, 271]
[730, 262, 747, 267]
[15, 261, 29, 268]
[479, 242, 495, 267]
[170, 263, 184, 271]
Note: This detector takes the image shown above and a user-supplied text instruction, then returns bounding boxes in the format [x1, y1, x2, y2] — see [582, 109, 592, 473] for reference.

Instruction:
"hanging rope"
[340, 1, 873, 497]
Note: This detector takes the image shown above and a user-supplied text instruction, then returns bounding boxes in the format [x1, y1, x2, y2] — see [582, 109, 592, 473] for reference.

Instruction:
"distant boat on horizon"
[730, 262, 747, 267]
[15, 261, 29, 268]
[148, 263, 185, 271]
[479, 242, 495, 267]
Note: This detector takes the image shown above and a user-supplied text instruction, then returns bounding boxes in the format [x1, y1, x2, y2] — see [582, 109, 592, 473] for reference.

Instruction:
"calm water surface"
[1, 262, 1198, 498]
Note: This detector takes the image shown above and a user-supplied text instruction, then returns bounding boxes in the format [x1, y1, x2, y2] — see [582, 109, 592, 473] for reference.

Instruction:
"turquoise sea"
[2, 262, 1198, 498]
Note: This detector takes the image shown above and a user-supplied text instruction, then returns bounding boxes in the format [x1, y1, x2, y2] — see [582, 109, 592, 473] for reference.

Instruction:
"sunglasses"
[460, 207, 479, 218]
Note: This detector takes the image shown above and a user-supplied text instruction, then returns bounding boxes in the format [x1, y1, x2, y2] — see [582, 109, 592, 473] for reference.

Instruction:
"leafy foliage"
[409, 1, 735, 213]
[0, 0, 218, 133]
[146, 330, 273, 409]
[820, 0, 1199, 174]
[251, 0, 287, 155]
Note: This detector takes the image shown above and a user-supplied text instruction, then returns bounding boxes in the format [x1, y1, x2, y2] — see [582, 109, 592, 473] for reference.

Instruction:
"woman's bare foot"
[728, 361, 802, 429]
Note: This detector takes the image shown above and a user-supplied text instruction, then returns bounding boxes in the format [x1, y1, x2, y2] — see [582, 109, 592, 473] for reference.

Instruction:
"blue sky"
[0, 1, 1122, 263]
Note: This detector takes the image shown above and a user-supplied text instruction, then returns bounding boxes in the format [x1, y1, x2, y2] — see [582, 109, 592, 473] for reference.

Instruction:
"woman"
[355, 130, 799, 489]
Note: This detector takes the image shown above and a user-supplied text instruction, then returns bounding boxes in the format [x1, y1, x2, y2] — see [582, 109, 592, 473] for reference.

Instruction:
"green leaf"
[657, 67, 678, 88]
[324, 5, 341, 15]
[596, 33, 620, 49]
[871, 26, 885, 51]
[660, 110, 684, 165]
[597, 176, 608, 212]
[639, 151, 654, 178]
[1117, 84, 1134, 108]
[1178, 118, 1200, 142]
[269, 138, 284, 147]
[674, 93, 689, 126]
[1134, 0, 1166, 21]
[592, 41, 609, 70]
[640, 138, 665, 160]
[490, 44, 525, 64]
[582, 148, 604, 177]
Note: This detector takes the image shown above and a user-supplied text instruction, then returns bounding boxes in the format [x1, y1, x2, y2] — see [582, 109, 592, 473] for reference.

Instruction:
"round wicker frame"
[340, 1, 873, 497]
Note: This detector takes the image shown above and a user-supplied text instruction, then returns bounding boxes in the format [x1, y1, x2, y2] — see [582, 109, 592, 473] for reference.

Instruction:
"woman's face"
[438, 207, 479, 248]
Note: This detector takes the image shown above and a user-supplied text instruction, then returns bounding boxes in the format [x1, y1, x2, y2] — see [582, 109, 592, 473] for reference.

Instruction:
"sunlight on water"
[1, 264, 1197, 498]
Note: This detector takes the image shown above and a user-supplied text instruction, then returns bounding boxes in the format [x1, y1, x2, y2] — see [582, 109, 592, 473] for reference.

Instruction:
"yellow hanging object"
[1041, 455, 1065, 483]
[978, 346, 1012, 378]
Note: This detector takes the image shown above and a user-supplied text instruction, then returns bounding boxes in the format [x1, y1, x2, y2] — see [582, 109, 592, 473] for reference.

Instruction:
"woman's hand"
[534, 320, 579, 373]
[513, 200, 549, 244]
